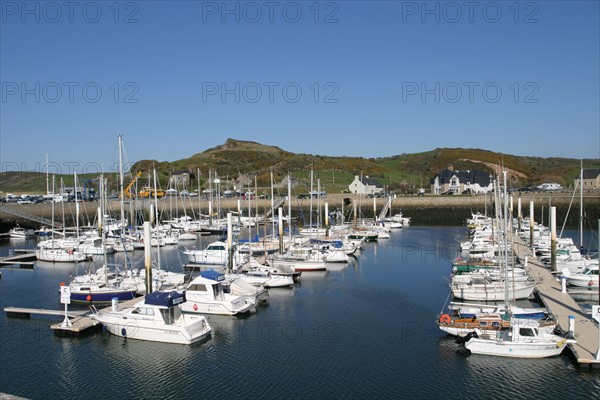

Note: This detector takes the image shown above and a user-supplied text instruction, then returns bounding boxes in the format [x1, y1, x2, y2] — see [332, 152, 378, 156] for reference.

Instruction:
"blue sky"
[1, 0, 599, 173]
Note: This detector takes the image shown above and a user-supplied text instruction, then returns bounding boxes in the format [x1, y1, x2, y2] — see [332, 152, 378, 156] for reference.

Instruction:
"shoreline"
[1, 193, 598, 229]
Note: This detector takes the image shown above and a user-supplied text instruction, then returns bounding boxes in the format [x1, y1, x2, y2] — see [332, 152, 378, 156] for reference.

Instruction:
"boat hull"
[465, 338, 567, 358]
[70, 290, 138, 303]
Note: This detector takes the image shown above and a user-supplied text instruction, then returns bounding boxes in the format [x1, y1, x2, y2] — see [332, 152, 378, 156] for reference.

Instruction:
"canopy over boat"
[145, 291, 186, 307]
[200, 270, 225, 282]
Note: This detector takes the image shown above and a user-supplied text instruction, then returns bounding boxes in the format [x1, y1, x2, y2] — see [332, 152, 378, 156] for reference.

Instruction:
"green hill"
[1, 139, 598, 195]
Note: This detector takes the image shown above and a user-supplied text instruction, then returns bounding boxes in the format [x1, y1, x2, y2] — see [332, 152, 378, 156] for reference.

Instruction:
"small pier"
[0, 250, 36, 268]
[513, 237, 600, 368]
[50, 316, 102, 337]
[4, 297, 144, 337]
[4, 307, 88, 318]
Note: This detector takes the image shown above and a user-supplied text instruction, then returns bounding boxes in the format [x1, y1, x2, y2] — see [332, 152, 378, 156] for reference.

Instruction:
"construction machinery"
[121, 172, 142, 199]
[138, 186, 165, 198]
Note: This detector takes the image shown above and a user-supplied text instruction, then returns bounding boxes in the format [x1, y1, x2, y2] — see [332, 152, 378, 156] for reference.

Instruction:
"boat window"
[479, 321, 488, 327]
[491, 322, 500, 328]
[161, 309, 175, 325]
[134, 307, 154, 316]
[189, 284, 207, 292]
[519, 328, 536, 337]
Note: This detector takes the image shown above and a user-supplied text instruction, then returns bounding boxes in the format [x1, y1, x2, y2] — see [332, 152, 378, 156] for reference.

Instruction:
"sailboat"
[68, 174, 139, 303]
[35, 176, 88, 263]
[460, 171, 575, 358]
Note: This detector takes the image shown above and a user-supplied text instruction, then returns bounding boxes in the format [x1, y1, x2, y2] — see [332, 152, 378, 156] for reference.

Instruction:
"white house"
[430, 169, 493, 195]
[349, 175, 384, 195]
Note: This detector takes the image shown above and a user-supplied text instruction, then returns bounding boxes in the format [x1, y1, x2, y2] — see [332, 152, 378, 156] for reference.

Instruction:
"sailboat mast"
[45, 153, 49, 196]
[99, 175, 108, 287]
[503, 171, 509, 308]
[74, 171, 79, 237]
[51, 176, 55, 240]
[580, 162, 583, 247]
[118, 134, 126, 236]
[153, 169, 161, 273]
[287, 172, 292, 240]
[309, 169, 314, 233]
[271, 169, 275, 238]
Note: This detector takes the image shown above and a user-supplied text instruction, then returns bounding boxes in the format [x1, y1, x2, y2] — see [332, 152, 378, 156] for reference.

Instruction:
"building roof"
[578, 169, 600, 179]
[360, 177, 383, 188]
[430, 169, 491, 186]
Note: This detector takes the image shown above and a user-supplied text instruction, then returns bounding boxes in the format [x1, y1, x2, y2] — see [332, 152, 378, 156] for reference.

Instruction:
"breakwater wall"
[1, 193, 598, 231]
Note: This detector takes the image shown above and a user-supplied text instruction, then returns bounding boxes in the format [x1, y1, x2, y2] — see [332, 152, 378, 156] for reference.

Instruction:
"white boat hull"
[465, 337, 567, 358]
[451, 283, 535, 301]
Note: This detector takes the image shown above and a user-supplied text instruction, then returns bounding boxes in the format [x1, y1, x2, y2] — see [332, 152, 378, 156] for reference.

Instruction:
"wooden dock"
[513, 237, 600, 368]
[50, 316, 102, 337]
[4, 297, 144, 337]
[0, 252, 36, 268]
[4, 307, 88, 318]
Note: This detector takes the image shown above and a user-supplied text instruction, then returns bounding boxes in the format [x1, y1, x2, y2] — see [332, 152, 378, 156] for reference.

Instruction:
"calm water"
[0, 227, 599, 399]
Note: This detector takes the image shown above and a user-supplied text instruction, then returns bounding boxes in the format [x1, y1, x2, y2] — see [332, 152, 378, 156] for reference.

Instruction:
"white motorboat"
[93, 291, 212, 345]
[183, 240, 230, 265]
[9, 226, 34, 239]
[562, 265, 599, 288]
[181, 270, 255, 315]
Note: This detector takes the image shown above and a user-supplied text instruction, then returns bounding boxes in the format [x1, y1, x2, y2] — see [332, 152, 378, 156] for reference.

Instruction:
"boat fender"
[68, 249, 74, 255]
[588, 280, 594, 287]
[439, 314, 451, 324]
[121, 327, 127, 337]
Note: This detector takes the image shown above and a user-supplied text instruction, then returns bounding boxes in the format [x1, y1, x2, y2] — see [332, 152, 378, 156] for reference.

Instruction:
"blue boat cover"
[145, 291, 186, 307]
[310, 239, 343, 248]
[200, 270, 225, 281]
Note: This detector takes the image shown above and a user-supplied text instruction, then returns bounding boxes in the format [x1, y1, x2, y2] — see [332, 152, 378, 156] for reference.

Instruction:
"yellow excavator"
[120, 171, 142, 199]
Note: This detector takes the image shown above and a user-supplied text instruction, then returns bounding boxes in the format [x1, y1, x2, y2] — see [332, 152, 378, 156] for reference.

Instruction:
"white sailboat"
[461, 171, 575, 358]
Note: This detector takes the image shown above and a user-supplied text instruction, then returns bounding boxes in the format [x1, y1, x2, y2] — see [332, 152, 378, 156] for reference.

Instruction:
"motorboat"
[562, 265, 599, 288]
[93, 291, 212, 345]
[180, 270, 255, 315]
[9, 226, 34, 239]
[183, 240, 230, 265]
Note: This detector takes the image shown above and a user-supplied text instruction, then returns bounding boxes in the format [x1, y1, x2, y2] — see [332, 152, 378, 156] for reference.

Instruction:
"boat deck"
[513, 236, 600, 368]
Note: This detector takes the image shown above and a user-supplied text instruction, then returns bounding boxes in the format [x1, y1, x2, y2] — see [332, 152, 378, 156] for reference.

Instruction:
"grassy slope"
[2, 140, 599, 195]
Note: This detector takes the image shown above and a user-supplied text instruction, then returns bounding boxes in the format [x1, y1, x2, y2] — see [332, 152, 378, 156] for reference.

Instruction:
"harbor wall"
[1, 193, 598, 230]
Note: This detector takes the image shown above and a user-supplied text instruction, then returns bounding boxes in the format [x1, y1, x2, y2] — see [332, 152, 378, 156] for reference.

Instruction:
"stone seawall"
[1, 193, 598, 230]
